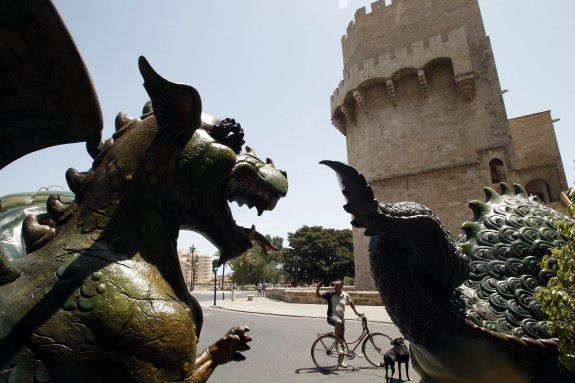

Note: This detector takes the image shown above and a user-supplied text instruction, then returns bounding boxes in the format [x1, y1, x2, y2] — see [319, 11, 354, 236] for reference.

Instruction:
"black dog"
[383, 337, 410, 382]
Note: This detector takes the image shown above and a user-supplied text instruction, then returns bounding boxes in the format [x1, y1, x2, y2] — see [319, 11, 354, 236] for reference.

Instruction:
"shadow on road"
[294, 365, 398, 379]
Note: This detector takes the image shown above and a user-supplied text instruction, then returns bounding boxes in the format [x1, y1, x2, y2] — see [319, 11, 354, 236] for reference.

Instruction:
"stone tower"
[330, 0, 568, 290]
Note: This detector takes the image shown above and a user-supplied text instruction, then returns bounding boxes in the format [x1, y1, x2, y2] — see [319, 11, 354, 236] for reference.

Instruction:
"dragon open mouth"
[183, 123, 288, 265]
[227, 173, 281, 216]
[226, 181, 285, 253]
[225, 151, 288, 254]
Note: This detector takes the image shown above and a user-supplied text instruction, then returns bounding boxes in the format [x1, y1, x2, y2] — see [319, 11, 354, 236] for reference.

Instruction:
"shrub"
[535, 188, 575, 372]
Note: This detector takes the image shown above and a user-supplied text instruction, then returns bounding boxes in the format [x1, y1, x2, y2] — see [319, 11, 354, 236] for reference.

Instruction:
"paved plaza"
[202, 292, 394, 324]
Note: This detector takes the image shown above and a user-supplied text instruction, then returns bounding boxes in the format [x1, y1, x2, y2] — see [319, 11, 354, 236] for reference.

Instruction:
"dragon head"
[138, 57, 288, 265]
[174, 115, 288, 265]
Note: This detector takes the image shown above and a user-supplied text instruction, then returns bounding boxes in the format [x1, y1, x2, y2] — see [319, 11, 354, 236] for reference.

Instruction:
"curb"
[208, 304, 325, 319]
[206, 304, 394, 324]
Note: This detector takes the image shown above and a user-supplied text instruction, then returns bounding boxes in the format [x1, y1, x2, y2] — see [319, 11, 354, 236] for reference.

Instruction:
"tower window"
[489, 159, 506, 183]
[525, 179, 552, 203]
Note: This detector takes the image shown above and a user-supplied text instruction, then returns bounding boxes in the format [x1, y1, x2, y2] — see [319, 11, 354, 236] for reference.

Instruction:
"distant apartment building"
[178, 248, 214, 289]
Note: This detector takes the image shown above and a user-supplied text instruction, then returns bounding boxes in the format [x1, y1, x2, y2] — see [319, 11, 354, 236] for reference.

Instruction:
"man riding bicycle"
[315, 280, 363, 354]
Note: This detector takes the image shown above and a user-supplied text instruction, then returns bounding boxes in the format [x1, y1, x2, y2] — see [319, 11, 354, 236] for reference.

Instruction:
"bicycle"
[310, 315, 392, 371]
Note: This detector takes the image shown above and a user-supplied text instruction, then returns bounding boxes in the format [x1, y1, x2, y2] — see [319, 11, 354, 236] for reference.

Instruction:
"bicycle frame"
[340, 315, 371, 356]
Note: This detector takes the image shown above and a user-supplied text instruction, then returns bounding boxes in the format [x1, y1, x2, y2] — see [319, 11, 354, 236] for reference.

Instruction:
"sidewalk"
[203, 294, 394, 324]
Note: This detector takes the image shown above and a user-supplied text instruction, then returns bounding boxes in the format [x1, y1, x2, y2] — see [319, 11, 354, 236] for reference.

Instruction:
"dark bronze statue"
[0, 1, 288, 382]
[323, 160, 574, 383]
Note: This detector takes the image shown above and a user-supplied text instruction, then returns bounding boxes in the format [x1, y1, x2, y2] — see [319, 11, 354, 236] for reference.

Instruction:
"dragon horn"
[320, 160, 379, 230]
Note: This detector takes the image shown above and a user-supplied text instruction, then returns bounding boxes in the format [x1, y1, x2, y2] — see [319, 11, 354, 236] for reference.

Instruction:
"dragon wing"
[0, 0, 102, 170]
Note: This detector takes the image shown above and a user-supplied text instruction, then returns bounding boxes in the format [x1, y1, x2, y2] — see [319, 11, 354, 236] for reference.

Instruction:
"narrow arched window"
[525, 179, 552, 203]
[489, 159, 506, 183]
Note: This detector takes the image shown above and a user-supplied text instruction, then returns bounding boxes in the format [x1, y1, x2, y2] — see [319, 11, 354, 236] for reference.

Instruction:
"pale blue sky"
[1, 1, 573, 256]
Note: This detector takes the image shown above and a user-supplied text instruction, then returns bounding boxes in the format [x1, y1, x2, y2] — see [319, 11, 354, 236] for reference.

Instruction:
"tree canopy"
[229, 235, 284, 287]
[283, 225, 354, 286]
[229, 226, 355, 288]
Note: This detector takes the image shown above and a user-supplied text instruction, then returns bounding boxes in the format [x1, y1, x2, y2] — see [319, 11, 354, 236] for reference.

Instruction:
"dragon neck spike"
[46, 195, 68, 221]
[351, 218, 365, 229]
[483, 187, 499, 203]
[499, 182, 513, 196]
[86, 135, 102, 160]
[343, 203, 354, 215]
[142, 101, 153, 115]
[469, 200, 490, 221]
[461, 221, 482, 241]
[459, 241, 475, 254]
[513, 183, 529, 198]
[22, 215, 55, 253]
[65, 168, 89, 195]
[246, 146, 257, 156]
[0, 256, 20, 285]
[115, 111, 131, 132]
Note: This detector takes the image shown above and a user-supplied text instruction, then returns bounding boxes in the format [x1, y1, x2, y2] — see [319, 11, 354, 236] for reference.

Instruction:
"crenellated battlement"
[342, 0, 397, 45]
[330, 26, 475, 118]
[340, 0, 485, 71]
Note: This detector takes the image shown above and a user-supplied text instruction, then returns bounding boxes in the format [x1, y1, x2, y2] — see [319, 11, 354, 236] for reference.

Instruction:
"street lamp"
[188, 245, 196, 291]
[296, 266, 300, 287]
[293, 254, 300, 287]
[212, 257, 219, 306]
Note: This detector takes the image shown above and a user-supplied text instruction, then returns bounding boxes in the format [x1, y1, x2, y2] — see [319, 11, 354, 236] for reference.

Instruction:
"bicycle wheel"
[362, 332, 393, 367]
[311, 334, 344, 371]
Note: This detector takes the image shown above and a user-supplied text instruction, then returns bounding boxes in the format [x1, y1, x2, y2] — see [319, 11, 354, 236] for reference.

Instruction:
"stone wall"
[508, 111, 568, 203]
[265, 288, 384, 306]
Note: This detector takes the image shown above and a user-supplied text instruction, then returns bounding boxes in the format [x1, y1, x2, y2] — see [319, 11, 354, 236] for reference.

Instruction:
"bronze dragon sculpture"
[0, 1, 288, 382]
[322, 160, 574, 383]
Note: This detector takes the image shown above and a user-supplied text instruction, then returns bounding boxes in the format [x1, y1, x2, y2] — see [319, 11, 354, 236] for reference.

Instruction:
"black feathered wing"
[0, 0, 102, 169]
[319, 160, 379, 233]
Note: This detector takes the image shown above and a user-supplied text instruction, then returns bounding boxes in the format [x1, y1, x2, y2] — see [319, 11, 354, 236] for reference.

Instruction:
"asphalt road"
[196, 299, 418, 383]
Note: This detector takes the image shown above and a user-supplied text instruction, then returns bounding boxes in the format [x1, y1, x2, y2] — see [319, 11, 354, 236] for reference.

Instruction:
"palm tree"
[230, 246, 260, 289]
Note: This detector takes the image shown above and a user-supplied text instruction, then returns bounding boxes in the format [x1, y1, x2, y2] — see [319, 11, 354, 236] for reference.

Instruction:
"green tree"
[255, 235, 284, 284]
[229, 247, 260, 288]
[264, 235, 284, 264]
[229, 235, 285, 287]
[534, 188, 575, 372]
[283, 226, 354, 286]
